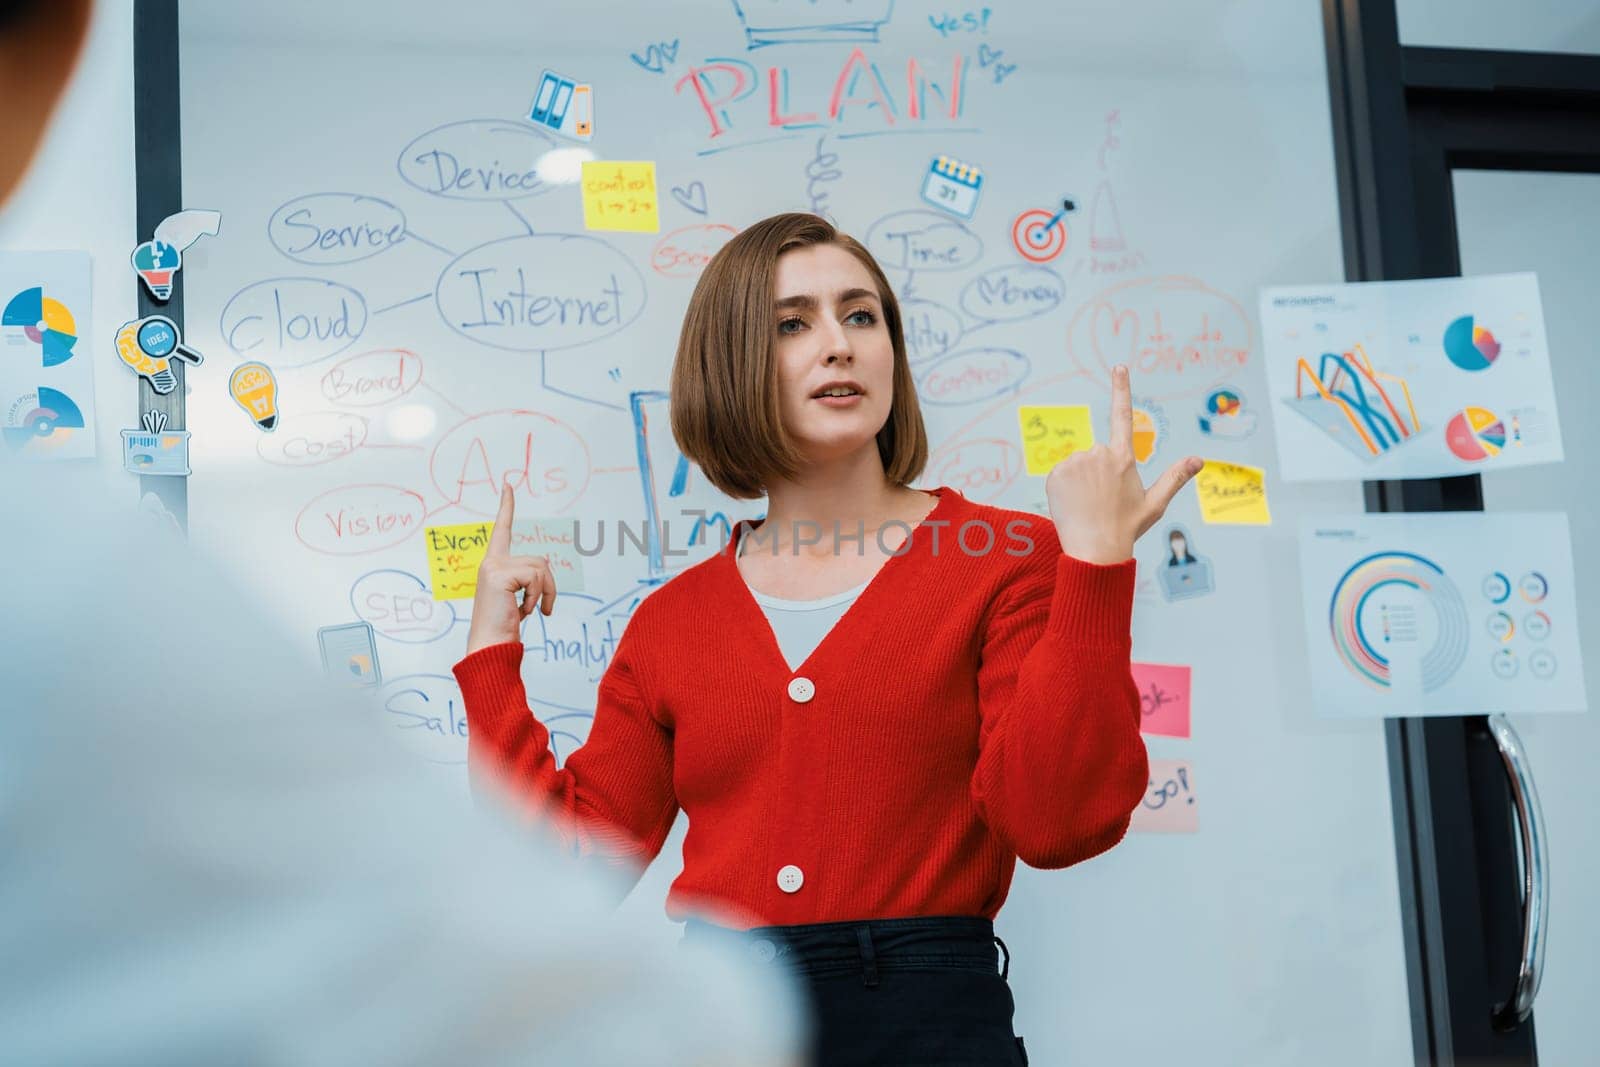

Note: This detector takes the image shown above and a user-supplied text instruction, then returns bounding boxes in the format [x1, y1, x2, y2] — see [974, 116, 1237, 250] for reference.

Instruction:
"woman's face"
[770, 243, 896, 464]
[1171, 534, 1187, 557]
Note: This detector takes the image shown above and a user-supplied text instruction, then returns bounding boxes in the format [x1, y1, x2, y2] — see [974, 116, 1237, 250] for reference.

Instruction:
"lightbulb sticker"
[114, 314, 204, 394]
[229, 361, 279, 431]
[129, 209, 222, 301]
[130, 207, 222, 300]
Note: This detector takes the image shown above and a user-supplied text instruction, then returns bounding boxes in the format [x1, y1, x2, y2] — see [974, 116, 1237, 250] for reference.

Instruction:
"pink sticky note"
[1132, 662, 1191, 738]
[1131, 758, 1197, 833]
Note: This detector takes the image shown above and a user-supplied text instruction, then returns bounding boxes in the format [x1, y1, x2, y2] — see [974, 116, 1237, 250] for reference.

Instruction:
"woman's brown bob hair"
[669, 212, 929, 500]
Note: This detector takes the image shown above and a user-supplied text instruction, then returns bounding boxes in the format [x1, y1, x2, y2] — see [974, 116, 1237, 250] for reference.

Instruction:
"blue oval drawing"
[916, 347, 1031, 407]
[865, 210, 983, 272]
[436, 233, 646, 352]
[350, 568, 456, 645]
[220, 277, 368, 368]
[377, 674, 467, 765]
[268, 193, 408, 265]
[397, 119, 557, 201]
[898, 298, 965, 363]
[959, 265, 1066, 323]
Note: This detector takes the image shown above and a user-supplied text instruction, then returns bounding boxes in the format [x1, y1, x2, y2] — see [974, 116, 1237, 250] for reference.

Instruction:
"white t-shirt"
[737, 534, 872, 671]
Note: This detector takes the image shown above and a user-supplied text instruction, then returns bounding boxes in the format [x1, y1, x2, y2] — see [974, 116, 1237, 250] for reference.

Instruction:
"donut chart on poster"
[1327, 550, 1471, 691]
[2, 386, 86, 454]
[1443, 314, 1501, 371]
[1444, 405, 1507, 461]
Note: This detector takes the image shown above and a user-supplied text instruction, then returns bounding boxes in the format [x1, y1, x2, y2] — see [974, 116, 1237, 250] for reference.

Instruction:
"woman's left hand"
[1044, 364, 1203, 565]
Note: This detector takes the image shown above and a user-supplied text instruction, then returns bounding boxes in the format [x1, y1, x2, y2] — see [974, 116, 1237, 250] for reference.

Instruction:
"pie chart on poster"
[1445, 406, 1507, 462]
[1443, 315, 1501, 372]
[2, 386, 86, 453]
[2, 286, 79, 368]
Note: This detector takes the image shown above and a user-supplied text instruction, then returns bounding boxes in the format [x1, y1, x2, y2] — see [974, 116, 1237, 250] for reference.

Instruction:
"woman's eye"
[846, 309, 877, 326]
[777, 317, 805, 335]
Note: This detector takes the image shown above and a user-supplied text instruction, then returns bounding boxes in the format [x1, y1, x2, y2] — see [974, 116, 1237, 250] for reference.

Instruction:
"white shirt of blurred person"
[0, 2, 803, 1063]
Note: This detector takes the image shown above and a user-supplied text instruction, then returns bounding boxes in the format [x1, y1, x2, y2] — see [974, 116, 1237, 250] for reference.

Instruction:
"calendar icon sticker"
[920, 156, 983, 219]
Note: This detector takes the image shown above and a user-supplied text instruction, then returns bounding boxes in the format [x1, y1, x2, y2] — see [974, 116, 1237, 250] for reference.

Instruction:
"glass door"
[1452, 166, 1600, 1067]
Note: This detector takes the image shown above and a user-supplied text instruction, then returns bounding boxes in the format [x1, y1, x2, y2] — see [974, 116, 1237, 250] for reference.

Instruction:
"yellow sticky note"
[1195, 461, 1271, 525]
[1018, 405, 1094, 475]
[425, 522, 495, 601]
[581, 161, 659, 232]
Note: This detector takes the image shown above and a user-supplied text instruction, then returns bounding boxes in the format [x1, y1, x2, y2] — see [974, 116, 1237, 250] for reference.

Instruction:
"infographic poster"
[1261, 273, 1561, 482]
[1298, 513, 1585, 718]
[0, 252, 95, 461]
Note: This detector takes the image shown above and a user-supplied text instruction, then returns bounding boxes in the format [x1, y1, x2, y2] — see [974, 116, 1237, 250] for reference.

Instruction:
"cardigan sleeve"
[969, 549, 1149, 869]
[452, 624, 678, 893]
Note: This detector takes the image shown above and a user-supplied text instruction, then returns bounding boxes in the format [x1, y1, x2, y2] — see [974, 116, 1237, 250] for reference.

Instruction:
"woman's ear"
[0, 0, 93, 207]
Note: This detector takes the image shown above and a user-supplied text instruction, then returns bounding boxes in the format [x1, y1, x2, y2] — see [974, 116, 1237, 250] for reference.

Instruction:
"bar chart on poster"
[175, 2, 1418, 1062]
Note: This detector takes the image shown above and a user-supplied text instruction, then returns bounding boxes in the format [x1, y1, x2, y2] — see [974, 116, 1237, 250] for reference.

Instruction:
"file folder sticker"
[920, 156, 983, 219]
[529, 69, 594, 142]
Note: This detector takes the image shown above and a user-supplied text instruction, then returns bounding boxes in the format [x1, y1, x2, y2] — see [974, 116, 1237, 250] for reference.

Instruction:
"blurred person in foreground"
[0, 2, 802, 1063]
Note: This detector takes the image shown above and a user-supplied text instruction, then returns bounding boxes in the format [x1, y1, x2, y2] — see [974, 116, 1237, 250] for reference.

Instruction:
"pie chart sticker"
[1443, 314, 1502, 371]
[1444, 406, 1506, 461]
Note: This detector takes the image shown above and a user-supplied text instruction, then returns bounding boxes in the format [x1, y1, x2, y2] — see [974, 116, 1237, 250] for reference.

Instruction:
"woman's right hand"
[464, 484, 558, 655]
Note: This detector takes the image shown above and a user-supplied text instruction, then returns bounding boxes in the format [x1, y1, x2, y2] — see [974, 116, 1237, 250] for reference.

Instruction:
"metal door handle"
[1487, 713, 1548, 1029]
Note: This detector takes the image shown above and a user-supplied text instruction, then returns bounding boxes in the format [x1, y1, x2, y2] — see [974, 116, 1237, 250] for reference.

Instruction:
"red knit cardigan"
[453, 484, 1147, 929]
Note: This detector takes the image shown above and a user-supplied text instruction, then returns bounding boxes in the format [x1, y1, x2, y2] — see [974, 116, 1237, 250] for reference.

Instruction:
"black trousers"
[681, 915, 1029, 1066]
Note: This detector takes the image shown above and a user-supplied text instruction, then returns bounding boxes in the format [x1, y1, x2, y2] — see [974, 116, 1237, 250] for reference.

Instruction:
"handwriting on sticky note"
[1196, 460, 1271, 524]
[1130, 758, 1197, 833]
[1018, 405, 1094, 475]
[427, 522, 494, 601]
[1133, 662, 1191, 738]
[427, 518, 586, 600]
[582, 161, 660, 232]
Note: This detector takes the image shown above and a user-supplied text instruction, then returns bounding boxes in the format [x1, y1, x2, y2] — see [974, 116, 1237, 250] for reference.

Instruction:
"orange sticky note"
[1018, 405, 1094, 475]
[581, 161, 659, 232]
[1130, 758, 1197, 833]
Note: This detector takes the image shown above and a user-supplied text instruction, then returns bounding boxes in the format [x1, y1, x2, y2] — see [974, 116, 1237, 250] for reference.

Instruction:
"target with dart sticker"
[1010, 197, 1076, 263]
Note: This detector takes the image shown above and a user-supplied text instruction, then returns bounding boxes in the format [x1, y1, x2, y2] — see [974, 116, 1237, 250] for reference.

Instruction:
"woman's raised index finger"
[1109, 364, 1134, 452]
[487, 484, 516, 556]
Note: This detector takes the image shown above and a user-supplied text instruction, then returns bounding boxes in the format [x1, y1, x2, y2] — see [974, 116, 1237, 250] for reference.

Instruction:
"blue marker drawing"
[731, 0, 897, 48]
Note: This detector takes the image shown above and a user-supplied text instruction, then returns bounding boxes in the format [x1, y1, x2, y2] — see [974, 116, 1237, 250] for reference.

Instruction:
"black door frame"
[1325, 2, 1600, 1063]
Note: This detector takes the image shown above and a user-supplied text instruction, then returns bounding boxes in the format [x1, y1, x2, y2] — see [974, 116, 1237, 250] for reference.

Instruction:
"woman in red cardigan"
[455, 212, 1201, 1065]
